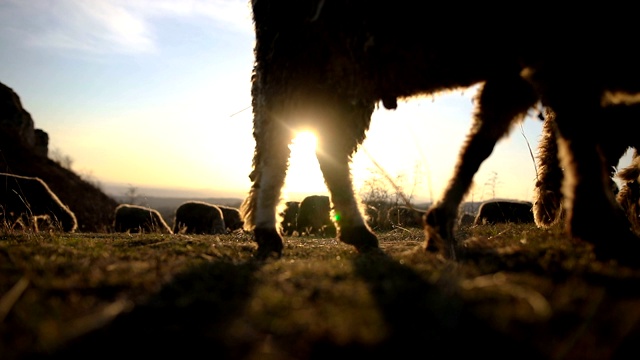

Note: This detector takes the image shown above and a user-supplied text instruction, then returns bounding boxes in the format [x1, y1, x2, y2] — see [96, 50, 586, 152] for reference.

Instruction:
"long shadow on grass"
[32, 259, 261, 359]
[333, 250, 547, 360]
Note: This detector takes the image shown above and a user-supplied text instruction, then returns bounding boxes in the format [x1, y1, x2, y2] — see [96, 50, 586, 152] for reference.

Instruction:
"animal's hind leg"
[315, 102, 379, 253]
[549, 102, 640, 265]
[423, 75, 538, 259]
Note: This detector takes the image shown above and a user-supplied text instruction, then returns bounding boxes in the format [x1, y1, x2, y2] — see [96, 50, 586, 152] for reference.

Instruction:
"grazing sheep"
[114, 204, 172, 234]
[457, 213, 475, 228]
[217, 205, 244, 233]
[473, 200, 534, 226]
[0, 172, 77, 232]
[241, 1, 640, 264]
[363, 204, 380, 230]
[386, 206, 426, 229]
[296, 195, 335, 237]
[279, 201, 300, 236]
[172, 201, 226, 235]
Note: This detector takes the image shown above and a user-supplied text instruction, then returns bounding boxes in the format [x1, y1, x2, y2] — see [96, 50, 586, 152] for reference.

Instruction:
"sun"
[283, 131, 328, 199]
[292, 131, 318, 151]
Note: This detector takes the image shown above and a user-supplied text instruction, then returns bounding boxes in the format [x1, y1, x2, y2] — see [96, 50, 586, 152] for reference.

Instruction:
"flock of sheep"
[0, 173, 246, 235]
[0, 170, 536, 237]
[113, 202, 245, 235]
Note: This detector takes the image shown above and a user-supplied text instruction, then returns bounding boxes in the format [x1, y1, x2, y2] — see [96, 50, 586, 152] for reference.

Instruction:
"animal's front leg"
[423, 75, 537, 259]
[242, 112, 293, 260]
[532, 109, 564, 228]
[315, 103, 379, 253]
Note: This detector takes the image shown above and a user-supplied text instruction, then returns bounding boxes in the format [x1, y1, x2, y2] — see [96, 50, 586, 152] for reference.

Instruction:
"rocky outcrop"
[0, 81, 118, 232]
[0, 82, 49, 156]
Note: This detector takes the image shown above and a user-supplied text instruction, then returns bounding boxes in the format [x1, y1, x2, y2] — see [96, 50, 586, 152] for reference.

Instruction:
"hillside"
[0, 81, 119, 232]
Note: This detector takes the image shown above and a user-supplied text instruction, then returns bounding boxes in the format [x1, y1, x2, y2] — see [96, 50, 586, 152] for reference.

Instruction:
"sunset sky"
[0, 0, 632, 204]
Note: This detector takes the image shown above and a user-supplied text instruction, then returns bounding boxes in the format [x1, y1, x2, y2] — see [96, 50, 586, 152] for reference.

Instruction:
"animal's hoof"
[424, 225, 456, 260]
[339, 226, 379, 253]
[253, 228, 284, 260]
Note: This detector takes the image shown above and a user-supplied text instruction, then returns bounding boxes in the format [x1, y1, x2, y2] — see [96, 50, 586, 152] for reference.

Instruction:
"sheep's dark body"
[473, 200, 534, 226]
[0, 172, 77, 232]
[241, 1, 640, 264]
[279, 201, 300, 236]
[114, 204, 172, 234]
[296, 195, 335, 237]
[173, 201, 226, 235]
[387, 206, 426, 229]
[217, 205, 244, 233]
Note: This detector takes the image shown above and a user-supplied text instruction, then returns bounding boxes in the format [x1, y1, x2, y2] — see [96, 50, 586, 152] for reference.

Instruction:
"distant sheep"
[363, 204, 380, 230]
[172, 201, 226, 235]
[296, 195, 335, 237]
[457, 213, 475, 228]
[0, 172, 77, 232]
[114, 204, 172, 234]
[386, 206, 426, 229]
[473, 200, 534, 226]
[279, 201, 300, 236]
[240, 1, 640, 264]
[217, 205, 244, 233]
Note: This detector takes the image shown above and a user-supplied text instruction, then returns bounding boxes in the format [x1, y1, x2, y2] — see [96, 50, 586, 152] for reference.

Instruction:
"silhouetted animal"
[0, 172, 77, 232]
[279, 201, 300, 236]
[296, 195, 335, 237]
[457, 213, 475, 228]
[114, 204, 172, 234]
[386, 206, 426, 229]
[172, 201, 226, 235]
[217, 205, 244, 233]
[240, 1, 640, 264]
[473, 200, 534, 226]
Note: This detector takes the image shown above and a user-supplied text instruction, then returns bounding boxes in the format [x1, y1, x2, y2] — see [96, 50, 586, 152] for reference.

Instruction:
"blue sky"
[1, 0, 630, 203]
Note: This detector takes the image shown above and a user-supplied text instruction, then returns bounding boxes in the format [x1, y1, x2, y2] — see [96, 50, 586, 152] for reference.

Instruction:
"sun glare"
[292, 131, 318, 150]
[284, 131, 328, 199]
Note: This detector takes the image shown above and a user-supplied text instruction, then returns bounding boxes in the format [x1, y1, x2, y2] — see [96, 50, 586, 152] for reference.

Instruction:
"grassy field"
[2, 224, 640, 359]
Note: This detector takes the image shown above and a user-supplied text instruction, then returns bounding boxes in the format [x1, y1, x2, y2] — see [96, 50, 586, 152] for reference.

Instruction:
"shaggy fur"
[532, 110, 565, 228]
[616, 151, 640, 234]
[242, 1, 640, 264]
[172, 201, 226, 235]
[114, 204, 172, 234]
[0, 172, 77, 232]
